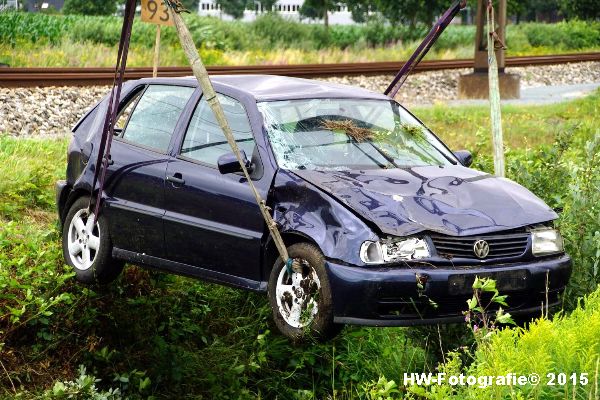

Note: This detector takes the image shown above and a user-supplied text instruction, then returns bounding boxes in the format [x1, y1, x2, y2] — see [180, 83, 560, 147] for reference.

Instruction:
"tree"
[300, 0, 341, 29]
[180, 0, 200, 12]
[507, 0, 527, 22]
[257, 0, 278, 12]
[560, 0, 600, 20]
[380, 0, 447, 25]
[62, 0, 118, 15]
[216, 0, 247, 19]
[342, 0, 448, 26]
[343, 0, 376, 23]
[507, 0, 561, 22]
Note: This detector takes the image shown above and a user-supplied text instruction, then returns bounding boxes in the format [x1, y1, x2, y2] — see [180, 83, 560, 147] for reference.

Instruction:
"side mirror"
[217, 150, 253, 175]
[453, 150, 473, 167]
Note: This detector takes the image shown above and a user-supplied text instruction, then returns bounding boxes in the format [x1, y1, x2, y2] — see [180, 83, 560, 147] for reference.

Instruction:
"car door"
[103, 84, 195, 258]
[163, 93, 266, 283]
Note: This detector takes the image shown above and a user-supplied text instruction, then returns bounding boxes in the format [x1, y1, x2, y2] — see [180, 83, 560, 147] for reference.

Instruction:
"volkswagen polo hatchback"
[56, 75, 571, 340]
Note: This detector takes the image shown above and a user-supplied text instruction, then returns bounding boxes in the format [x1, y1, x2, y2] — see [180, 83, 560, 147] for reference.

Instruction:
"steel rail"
[1, 52, 598, 87]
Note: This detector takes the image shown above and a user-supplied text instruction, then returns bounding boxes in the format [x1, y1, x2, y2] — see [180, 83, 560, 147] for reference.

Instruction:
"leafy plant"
[45, 366, 121, 399]
[464, 277, 515, 342]
[360, 376, 401, 400]
[410, 286, 600, 399]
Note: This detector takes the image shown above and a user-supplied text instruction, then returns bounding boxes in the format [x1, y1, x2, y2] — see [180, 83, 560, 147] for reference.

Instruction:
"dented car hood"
[292, 165, 557, 238]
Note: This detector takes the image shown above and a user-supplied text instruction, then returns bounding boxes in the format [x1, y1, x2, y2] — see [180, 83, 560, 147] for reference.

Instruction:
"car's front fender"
[272, 169, 378, 266]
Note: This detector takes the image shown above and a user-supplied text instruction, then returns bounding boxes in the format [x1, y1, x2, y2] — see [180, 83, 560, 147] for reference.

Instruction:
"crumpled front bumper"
[327, 255, 572, 326]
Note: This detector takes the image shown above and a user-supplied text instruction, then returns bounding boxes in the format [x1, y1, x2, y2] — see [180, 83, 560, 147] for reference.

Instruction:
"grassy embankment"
[0, 13, 599, 67]
[0, 91, 598, 398]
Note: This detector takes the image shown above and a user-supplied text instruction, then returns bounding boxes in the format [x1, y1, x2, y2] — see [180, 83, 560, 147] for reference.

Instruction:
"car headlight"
[360, 237, 430, 264]
[531, 228, 564, 256]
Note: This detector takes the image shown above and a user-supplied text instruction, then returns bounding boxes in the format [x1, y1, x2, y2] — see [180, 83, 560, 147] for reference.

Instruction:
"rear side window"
[180, 94, 255, 166]
[121, 85, 194, 152]
[115, 90, 143, 133]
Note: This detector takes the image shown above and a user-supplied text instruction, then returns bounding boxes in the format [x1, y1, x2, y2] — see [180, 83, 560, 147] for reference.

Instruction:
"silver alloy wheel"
[275, 259, 321, 328]
[67, 209, 100, 271]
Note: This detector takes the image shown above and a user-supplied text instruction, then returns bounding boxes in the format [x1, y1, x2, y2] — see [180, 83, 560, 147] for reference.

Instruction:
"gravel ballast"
[1, 61, 599, 137]
[322, 61, 600, 105]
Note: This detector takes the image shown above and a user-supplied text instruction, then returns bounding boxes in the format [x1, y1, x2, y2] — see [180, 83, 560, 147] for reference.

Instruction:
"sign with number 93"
[141, 0, 174, 26]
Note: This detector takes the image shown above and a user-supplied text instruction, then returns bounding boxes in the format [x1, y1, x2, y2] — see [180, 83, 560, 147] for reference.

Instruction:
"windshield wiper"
[364, 141, 399, 169]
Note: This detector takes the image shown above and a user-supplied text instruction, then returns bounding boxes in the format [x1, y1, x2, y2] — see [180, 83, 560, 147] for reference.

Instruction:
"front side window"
[180, 94, 255, 166]
[258, 98, 456, 171]
[121, 85, 194, 152]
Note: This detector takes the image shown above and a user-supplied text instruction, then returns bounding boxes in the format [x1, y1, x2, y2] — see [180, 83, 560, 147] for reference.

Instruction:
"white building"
[198, 0, 355, 25]
[0, 0, 19, 11]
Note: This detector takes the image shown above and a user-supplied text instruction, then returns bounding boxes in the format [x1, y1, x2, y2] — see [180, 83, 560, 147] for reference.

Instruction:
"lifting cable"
[384, 0, 466, 98]
[89, 0, 136, 224]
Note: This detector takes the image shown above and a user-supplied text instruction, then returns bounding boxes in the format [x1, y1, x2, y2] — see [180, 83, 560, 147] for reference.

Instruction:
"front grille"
[376, 290, 562, 319]
[430, 231, 529, 260]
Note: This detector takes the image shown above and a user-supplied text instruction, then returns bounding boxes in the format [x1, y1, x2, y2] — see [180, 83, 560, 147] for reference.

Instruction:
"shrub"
[3, 12, 599, 55]
[407, 285, 600, 399]
[44, 366, 122, 399]
[517, 20, 600, 50]
[62, 0, 119, 16]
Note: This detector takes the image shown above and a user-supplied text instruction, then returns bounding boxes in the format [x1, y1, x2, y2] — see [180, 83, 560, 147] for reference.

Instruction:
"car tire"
[268, 242, 343, 342]
[62, 197, 124, 284]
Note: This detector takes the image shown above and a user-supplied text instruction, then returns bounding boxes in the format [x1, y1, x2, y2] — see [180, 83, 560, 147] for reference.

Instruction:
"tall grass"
[0, 12, 599, 67]
[407, 287, 600, 400]
[0, 137, 430, 399]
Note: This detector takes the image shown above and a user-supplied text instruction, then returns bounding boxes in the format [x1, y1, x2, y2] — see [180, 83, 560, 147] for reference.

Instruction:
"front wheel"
[268, 243, 342, 342]
[62, 197, 123, 284]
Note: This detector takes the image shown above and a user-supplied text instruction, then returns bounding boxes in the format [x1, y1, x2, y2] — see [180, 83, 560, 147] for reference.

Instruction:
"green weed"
[406, 286, 600, 400]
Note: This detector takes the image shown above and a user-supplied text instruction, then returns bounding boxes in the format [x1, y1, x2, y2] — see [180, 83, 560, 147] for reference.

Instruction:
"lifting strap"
[385, 0, 466, 98]
[89, 0, 136, 223]
[164, 0, 294, 267]
[486, 0, 506, 177]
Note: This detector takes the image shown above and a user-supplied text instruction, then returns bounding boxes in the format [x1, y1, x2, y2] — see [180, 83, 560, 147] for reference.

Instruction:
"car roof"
[137, 74, 391, 102]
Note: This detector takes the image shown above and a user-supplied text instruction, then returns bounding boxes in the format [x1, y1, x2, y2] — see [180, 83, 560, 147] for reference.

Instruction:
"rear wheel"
[268, 243, 342, 342]
[62, 197, 123, 284]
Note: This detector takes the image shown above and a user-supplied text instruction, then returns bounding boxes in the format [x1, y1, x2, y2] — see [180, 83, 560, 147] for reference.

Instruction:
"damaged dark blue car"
[56, 75, 571, 341]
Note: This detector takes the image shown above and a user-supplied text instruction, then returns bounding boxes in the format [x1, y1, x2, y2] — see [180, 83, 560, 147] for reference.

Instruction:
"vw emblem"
[473, 240, 490, 259]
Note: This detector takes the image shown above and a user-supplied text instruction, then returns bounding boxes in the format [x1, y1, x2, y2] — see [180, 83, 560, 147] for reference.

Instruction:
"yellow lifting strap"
[487, 0, 506, 177]
[164, 0, 296, 270]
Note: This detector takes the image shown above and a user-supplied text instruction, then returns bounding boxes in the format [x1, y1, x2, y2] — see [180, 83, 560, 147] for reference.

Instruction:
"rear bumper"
[326, 255, 572, 326]
[55, 180, 68, 223]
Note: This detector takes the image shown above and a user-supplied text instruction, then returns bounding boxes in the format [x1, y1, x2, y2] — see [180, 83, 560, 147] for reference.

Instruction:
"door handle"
[167, 173, 185, 185]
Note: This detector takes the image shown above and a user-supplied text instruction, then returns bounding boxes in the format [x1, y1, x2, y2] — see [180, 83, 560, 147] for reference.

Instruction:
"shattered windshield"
[258, 98, 456, 171]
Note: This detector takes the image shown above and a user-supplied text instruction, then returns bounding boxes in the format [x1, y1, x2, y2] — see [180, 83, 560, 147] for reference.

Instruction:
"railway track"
[1, 52, 599, 87]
